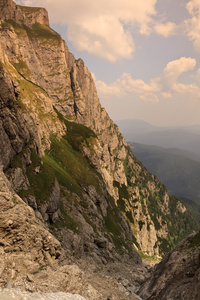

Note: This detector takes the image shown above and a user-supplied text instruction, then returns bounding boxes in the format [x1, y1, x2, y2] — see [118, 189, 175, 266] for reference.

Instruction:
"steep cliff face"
[0, 0, 49, 27]
[0, 0, 198, 264]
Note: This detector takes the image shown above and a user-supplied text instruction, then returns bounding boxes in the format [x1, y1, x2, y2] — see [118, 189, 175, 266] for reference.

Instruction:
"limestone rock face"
[138, 232, 200, 300]
[0, 165, 61, 276]
[0, 0, 49, 27]
[0, 64, 30, 169]
[0, 0, 198, 263]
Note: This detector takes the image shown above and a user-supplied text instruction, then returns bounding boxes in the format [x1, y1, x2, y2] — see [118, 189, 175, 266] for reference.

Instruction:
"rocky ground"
[0, 288, 86, 300]
[0, 254, 151, 300]
[138, 232, 200, 300]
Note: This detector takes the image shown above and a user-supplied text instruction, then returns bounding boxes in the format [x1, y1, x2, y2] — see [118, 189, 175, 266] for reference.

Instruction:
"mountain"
[181, 197, 200, 225]
[116, 119, 200, 156]
[129, 142, 200, 203]
[0, 1, 199, 298]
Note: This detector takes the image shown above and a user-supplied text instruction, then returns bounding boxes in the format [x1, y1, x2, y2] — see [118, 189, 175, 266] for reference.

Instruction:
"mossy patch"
[18, 149, 56, 205]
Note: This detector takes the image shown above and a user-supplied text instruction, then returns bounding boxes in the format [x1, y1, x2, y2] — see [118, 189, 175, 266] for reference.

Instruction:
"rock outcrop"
[0, 0, 49, 27]
[138, 231, 200, 300]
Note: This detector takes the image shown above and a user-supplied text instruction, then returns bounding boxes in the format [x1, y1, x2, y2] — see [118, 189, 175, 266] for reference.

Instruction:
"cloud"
[139, 93, 159, 103]
[17, 0, 158, 61]
[185, 0, 200, 52]
[96, 57, 200, 102]
[16, 0, 199, 62]
[153, 22, 177, 37]
[160, 57, 196, 90]
[96, 73, 160, 103]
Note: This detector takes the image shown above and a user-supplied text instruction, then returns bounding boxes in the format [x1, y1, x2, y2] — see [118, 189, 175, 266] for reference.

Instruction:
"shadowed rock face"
[0, 65, 30, 169]
[138, 232, 200, 300]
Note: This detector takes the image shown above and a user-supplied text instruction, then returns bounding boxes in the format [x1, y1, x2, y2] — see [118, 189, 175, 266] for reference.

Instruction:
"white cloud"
[96, 57, 200, 102]
[18, 0, 158, 61]
[161, 57, 196, 90]
[96, 73, 160, 103]
[174, 82, 200, 96]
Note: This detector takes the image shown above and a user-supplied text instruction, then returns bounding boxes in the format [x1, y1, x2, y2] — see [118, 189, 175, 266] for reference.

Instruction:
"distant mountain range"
[129, 142, 200, 203]
[116, 119, 200, 216]
[116, 119, 200, 156]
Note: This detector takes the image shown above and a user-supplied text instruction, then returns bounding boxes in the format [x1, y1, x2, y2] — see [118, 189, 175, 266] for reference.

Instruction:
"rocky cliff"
[0, 0, 198, 260]
[139, 231, 200, 300]
[0, 1, 199, 297]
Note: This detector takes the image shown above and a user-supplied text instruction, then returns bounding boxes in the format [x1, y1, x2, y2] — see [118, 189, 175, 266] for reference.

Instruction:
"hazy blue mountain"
[129, 142, 200, 203]
[181, 197, 200, 225]
[116, 119, 200, 156]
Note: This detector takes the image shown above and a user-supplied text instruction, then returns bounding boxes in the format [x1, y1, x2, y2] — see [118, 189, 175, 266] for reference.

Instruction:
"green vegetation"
[18, 5, 42, 13]
[157, 237, 171, 255]
[13, 60, 32, 78]
[11, 140, 32, 169]
[44, 135, 102, 196]
[2, 20, 25, 36]
[113, 181, 130, 212]
[53, 200, 79, 232]
[137, 250, 161, 262]
[147, 193, 162, 231]
[23, 22, 61, 45]
[55, 107, 97, 153]
[167, 196, 199, 245]
[16, 114, 101, 207]
[104, 196, 132, 254]
[181, 197, 200, 225]
[2, 19, 61, 46]
[150, 195, 200, 256]
[18, 149, 56, 205]
[186, 231, 200, 248]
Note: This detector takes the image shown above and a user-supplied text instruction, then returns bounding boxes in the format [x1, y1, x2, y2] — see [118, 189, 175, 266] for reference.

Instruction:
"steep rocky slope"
[0, 0, 198, 264]
[138, 231, 200, 300]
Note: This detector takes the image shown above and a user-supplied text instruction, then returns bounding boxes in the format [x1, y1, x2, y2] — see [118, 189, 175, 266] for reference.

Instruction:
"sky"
[15, 0, 200, 127]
